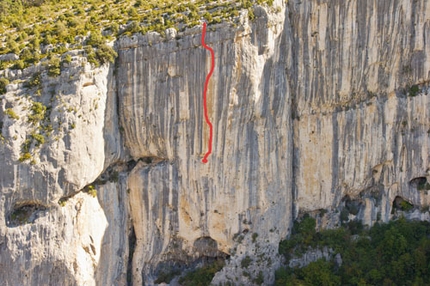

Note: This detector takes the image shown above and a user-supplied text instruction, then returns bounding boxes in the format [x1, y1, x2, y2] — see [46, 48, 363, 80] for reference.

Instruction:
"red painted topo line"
[201, 22, 215, 164]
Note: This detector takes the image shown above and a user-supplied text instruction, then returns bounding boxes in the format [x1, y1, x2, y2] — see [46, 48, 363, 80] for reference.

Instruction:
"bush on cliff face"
[276, 218, 430, 285]
[96, 44, 117, 65]
[5, 108, 19, 120]
[46, 56, 61, 77]
[28, 101, 46, 124]
[0, 77, 9, 94]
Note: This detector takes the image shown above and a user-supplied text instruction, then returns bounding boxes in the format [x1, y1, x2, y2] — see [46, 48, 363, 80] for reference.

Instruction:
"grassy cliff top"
[0, 0, 276, 71]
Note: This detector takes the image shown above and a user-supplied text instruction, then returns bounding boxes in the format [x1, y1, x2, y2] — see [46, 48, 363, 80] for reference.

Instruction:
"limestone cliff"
[290, 0, 430, 228]
[0, 0, 429, 285]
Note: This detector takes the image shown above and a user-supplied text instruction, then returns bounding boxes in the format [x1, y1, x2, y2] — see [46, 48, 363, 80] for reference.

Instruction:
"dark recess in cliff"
[7, 202, 47, 227]
[127, 225, 136, 286]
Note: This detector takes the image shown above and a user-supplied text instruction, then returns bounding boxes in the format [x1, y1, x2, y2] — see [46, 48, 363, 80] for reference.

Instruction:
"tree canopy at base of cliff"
[277, 217, 430, 285]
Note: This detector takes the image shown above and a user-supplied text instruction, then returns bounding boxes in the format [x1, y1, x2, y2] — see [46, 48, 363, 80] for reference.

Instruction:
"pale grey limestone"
[0, 0, 429, 285]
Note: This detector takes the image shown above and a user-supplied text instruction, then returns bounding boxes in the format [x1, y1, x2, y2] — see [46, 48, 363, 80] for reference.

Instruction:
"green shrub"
[20, 48, 33, 63]
[75, 6, 85, 15]
[248, 7, 255, 20]
[47, 56, 61, 77]
[6, 38, 20, 54]
[54, 21, 68, 40]
[128, 7, 138, 18]
[67, 17, 79, 28]
[31, 133, 45, 146]
[87, 185, 97, 197]
[58, 198, 68, 207]
[12, 59, 26, 70]
[178, 259, 224, 286]
[400, 200, 413, 211]
[134, 0, 143, 7]
[41, 33, 54, 46]
[275, 267, 289, 285]
[340, 208, 349, 222]
[28, 101, 46, 124]
[96, 44, 117, 64]
[408, 85, 420, 97]
[86, 30, 104, 47]
[254, 271, 264, 285]
[22, 138, 31, 152]
[279, 214, 320, 259]
[188, 10, 198, 19]
[5, 108, 19, 120]
[87, 53, 99, 67]
[62, 54, 72, 64]
[110, 23, 120, 35]
[0, 77, 9, 94]
[242, 0, 253, 9]
[241, 255, 252, 268]
[122, 21, 141, 36]
[19, 152, 32, 162]
[418, 181, 430, 191]
[299, 259, 341, 286]
[52, 45, 68, 55]
[296, 214, 316, 235]
[25, 72, 41, 88]
[276, 219, 430, 285]
[203, 12, 212, 22]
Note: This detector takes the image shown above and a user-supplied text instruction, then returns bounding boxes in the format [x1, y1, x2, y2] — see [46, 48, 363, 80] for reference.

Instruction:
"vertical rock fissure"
[126, 225, 136, 286]
[113, 61, 123, 140]
[287, 2, 301, 220]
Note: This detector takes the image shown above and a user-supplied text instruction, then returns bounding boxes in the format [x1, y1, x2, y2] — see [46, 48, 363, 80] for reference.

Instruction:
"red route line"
[201, 22, 215, 164]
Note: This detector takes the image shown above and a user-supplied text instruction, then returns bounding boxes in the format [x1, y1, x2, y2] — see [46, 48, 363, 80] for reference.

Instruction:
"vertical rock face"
[0, 57, 130, 285]
[118, 4, 292, 283]
[289, 0, 430, 227]
[0, 0, 429, 285]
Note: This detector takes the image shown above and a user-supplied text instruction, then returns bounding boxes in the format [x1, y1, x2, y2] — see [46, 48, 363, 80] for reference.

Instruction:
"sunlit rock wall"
[289, 0, 430, 227]
[117, 2, 292, 283]
[0, 0, 429, 285]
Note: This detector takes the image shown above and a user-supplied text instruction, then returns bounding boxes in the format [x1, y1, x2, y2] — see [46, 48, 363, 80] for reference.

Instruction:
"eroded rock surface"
[0, 0, 429, 285]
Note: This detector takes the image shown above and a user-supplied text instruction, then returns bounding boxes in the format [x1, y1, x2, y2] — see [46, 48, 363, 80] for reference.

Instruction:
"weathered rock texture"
[290, 0, 430, 228]
[0, 0, 429, 285]
[117, 4, 291, 283]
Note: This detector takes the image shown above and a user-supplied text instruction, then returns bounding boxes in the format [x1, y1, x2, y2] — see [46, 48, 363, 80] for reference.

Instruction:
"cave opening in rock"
[391, 196, 414, 213]
[410, 177, 430, 191]
[7, 202, 47, 227]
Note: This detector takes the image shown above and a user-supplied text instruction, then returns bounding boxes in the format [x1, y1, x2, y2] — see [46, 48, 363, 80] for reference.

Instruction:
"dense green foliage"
[0, 77, 9, 94]
[277, 217, 430, 285]
[0, 0, 276, 71]
[95, 44, 118, 65]
[408, 84, 421, 97]
[178, 259, 225, 286]
[276, 259, 341, 286]
[28, 101, 46, 124]
[5, 108, 19, 120]
[46, 55, 61, 77]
